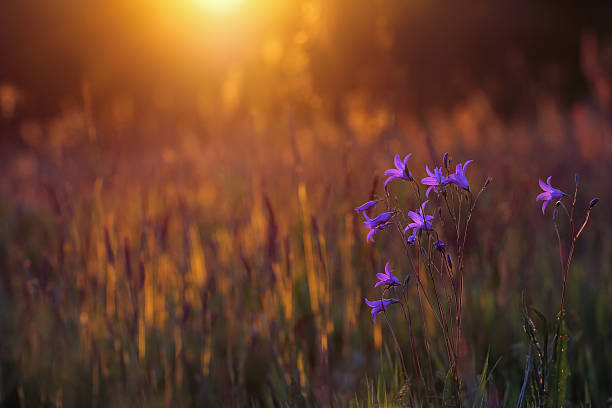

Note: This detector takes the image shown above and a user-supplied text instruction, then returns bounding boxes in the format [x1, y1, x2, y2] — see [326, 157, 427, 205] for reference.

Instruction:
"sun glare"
[195, 0, 244, 14]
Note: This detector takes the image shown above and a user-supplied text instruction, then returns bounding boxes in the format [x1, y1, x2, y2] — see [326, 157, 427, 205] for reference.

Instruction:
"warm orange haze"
[0, 1, 610, 406]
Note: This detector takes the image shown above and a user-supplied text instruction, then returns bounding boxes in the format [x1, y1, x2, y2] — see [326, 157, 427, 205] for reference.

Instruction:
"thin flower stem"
[422, 236, 457, 373]
[560, 208, 592, 311]
[553, 220, 564, 280]
[396, 288, 427, 392]
[381, 298, 409, 383]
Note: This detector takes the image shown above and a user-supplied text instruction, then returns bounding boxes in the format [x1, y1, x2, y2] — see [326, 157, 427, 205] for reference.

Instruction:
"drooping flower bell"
[354, 200, 378, 214]
[364, 298, 399, 323]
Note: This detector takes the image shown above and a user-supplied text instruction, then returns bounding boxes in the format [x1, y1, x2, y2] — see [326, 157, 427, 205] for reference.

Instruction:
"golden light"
[194, 0, 244, 14]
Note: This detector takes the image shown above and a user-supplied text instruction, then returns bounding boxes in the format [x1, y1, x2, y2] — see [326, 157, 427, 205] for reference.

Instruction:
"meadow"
[1, 3, 612, 406]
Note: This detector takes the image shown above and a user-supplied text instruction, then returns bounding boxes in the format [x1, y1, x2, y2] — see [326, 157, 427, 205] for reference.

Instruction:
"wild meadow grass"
[0, 87, 610, 407]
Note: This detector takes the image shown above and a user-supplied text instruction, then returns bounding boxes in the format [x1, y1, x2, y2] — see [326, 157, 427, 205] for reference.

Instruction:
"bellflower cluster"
[354, 151, 492, 400]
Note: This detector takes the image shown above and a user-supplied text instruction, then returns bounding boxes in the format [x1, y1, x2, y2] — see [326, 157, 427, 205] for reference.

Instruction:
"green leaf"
[545, 312, 570, 408]
[472, 349, 489, 408]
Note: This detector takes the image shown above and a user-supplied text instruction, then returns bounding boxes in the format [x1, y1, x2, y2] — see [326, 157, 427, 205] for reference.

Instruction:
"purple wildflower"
[421, 166, 450, 197]
[434, 239, 445, 252]
[364, 298, 399, 323]
[403, 201, 433, 235]
[363, 211, 394, 230]
[536, 176, 567, 214]
[407, 234, 417, 246]
[354, 200, 379, 213]
[384, 154, 413, 187]
[448, 160, 473, 191]
[374, 262, 401, 288]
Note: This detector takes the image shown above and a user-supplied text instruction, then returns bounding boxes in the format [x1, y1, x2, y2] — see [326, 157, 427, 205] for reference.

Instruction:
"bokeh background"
[0, 1, 611, 406]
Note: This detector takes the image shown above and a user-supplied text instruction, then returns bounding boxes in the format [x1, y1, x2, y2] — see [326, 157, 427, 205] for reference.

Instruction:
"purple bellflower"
[363, 211, 394, 230]
[364, 298, 399, 323]
[421, 166, 450, 197]
[403, 201, 434, 236]
[375, 262, 401, 288]
[407, 234, 417, 246]
[448, 160, 473, 191]
[536, 176, 567, 214]
[384, 154, 413, 187]
[434, 239, 445, 252]
[363, 211, 394, 243]
[354, 200, 379, 213]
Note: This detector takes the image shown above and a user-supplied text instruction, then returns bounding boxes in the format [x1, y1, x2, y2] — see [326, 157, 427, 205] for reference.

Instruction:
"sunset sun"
[194, 0, 243, 14]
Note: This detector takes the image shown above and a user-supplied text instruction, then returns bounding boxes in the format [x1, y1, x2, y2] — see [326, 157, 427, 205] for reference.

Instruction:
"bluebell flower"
[384, 154, 413, 187]
[364, 298, 399, 323]
[363, 211, 394, 230]
[448, 160, 473, 191]
[375, 262, 401, 288]
[434, 239, 445, 252]
[403, 201, 433, 235]
[407, 234, 417, 246]
[354, 200, 379, 213]
[536, 176, 566, 214]
[421, 166, 450, 197]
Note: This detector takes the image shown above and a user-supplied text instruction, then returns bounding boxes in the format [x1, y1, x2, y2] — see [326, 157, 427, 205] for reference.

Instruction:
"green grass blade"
[545, 312, 569, 408]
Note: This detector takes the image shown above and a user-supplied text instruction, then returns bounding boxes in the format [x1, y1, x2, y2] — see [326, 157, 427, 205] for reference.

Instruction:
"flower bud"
[589, 198, 599, 208]
[446, 255, 453, 269]
[552, 207, 558, 221]
[575, 173, 579, 184]
[443, 152, 449, 168]
[434, 239, 445, 252]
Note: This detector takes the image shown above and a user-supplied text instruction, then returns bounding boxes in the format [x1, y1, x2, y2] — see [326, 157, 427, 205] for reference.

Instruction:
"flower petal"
[539, 178, 551, 192]
[394, 154, 403, 170]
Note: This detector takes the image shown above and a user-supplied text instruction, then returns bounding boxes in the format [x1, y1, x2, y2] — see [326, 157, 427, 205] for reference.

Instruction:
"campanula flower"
[403, 201, 433, 235]
[363, 211, 394, 230]
[364, 298, 399, 323]
[354, 200, 379, 213]
[374, 262, 401, 288]
[384, 154, 413, 187]
[448, 160, 473, 191]
[536, 176, 567, 214]
[407, 234, 417, 246]
[434, 239, 445, 252]
[421, 166, 450, 197]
